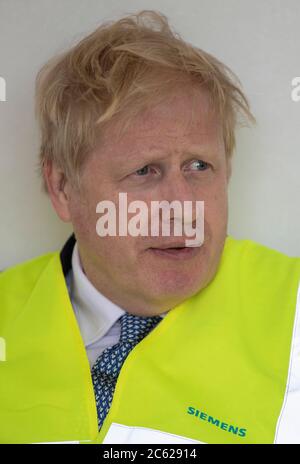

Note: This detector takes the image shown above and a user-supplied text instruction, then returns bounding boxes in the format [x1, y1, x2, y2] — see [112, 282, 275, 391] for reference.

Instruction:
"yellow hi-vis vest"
[0, 235, 300, 444]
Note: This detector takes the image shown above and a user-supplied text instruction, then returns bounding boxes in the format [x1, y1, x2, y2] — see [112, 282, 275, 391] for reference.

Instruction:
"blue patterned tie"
[91, 311, 163, 430]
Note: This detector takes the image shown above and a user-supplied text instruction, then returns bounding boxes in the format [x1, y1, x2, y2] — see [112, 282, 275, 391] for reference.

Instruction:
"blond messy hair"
[35, 9, 255, 193]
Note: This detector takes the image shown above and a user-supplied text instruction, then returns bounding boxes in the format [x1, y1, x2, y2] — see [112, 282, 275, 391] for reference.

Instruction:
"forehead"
[95, 87, 223, 163]
[143, 89, 217, 132]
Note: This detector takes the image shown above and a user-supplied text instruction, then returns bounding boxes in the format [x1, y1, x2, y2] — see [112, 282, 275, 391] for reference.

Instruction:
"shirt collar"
[70, 241, 126, 346]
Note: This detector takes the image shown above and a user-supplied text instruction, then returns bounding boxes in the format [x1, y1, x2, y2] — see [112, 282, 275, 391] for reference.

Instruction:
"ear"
[43, 160, 72, 222]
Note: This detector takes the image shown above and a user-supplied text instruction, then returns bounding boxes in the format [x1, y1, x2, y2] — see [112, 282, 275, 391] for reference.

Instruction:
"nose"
[170, 171, 197, 201]
[152, 169, 202, 227]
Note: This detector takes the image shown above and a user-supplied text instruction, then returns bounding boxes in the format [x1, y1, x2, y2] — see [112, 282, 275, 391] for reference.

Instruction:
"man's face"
[64, 86, 231, 316]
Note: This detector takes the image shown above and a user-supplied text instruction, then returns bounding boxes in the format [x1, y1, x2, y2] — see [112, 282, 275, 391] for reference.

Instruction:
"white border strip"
[274, 280, 300, 444]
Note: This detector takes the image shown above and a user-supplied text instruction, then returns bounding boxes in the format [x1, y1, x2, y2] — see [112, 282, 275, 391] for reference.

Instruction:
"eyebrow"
[134, 147, 219, 165]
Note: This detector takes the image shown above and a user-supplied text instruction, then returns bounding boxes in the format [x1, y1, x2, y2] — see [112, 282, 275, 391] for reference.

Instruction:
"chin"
[150, 270, 208, 304]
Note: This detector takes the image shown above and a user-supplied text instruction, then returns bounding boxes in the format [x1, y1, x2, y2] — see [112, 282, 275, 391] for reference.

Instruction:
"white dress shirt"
[65, 242, 168, 368]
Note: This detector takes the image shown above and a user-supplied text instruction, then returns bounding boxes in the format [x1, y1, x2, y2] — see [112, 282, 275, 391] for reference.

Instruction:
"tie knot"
[119, 312, 163, 345]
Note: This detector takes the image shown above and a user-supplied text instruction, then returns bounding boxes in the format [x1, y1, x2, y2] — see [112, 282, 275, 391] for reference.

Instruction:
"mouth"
[147, 243, 202, 260]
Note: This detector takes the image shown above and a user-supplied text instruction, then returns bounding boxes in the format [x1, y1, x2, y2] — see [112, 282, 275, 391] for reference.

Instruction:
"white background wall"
[0, 0, 299, 269]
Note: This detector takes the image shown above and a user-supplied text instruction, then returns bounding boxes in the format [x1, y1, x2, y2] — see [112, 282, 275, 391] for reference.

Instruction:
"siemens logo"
[187, 406, 247, 438]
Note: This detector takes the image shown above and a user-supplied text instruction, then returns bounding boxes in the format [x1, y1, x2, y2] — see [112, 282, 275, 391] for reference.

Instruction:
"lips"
[149, 241, 191, 250]
[147, 242, 202, 260]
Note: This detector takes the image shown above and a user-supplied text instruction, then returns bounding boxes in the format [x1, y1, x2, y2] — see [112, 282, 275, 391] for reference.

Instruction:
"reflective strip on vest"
[0, 236, 299, 444]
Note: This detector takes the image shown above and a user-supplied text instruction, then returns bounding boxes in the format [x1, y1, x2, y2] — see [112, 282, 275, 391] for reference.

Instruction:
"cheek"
[68, 202, 89, 236]
[213, 180, 228, 209]
[72, 179, 120, 237]
[201, 179, 228, 227]
[88, 237, 140, 278]
[68, 189, 100, 243]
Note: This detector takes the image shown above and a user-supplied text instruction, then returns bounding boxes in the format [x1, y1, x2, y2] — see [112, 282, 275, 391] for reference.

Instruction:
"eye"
[132, 165, 160, 178]
[188, 159, 210, 171]
[135, 165, 150, 176]
[126, 164, 160, 184]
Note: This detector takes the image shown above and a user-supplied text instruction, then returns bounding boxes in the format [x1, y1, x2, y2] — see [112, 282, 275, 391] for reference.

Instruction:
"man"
[0, 10, 299, 444]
